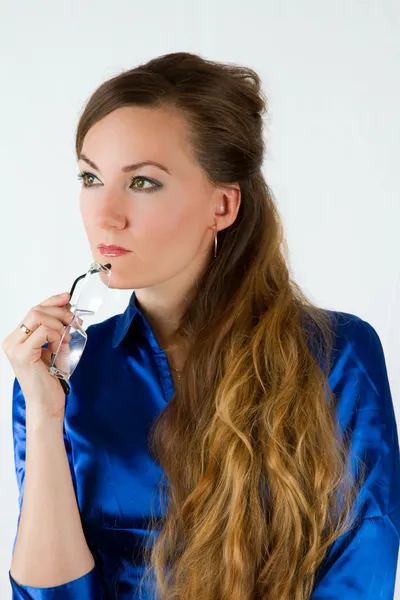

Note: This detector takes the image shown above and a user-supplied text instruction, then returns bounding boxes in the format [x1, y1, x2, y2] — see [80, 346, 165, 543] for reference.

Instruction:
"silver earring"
[214, 227, 218, 258]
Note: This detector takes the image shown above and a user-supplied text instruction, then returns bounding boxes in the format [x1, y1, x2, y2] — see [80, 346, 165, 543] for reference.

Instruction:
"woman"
[3, 51, 399, 600]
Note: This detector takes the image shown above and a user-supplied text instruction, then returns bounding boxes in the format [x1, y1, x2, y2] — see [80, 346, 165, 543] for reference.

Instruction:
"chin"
[108, 279, 134, 290]
[103, 269, 131, 290]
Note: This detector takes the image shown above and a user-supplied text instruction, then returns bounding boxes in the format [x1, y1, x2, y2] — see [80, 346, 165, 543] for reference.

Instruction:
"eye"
[77, 171, 161, 193]
[77, 171, 100, 187]
[130, 176, 161, 193]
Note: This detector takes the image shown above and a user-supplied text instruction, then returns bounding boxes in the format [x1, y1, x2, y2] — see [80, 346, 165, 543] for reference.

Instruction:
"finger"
[15, 310, 70, 346]
[32, 308, 83, 345]
[39, 292, 71, 307]
[12, 294, 72, 343]
[21, 303, 80, 339]
[11, 324, 64, 368]
[3, 298, 80, 360]
[30, 305, 77, 327]
[41, 334, 71, 366]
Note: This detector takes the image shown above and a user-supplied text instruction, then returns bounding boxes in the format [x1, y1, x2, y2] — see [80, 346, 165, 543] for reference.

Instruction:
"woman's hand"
[2, 292, 80, 420]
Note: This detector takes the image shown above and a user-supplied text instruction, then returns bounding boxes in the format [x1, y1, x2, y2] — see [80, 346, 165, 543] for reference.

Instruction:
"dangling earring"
[214, 226, 218, 258]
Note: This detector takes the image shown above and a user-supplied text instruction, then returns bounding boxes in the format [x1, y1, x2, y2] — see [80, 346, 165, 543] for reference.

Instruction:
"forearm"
[10, 406, 94, 587]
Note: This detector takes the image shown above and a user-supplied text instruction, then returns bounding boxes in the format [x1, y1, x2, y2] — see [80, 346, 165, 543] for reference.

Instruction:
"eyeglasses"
[49, 261, 112, 395]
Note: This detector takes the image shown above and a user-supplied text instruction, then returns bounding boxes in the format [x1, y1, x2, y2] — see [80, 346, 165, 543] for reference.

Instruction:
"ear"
[212, 184, 241, 232]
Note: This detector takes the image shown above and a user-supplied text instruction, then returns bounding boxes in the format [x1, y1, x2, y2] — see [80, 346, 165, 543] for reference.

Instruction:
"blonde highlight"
[75, 52, 365, 600]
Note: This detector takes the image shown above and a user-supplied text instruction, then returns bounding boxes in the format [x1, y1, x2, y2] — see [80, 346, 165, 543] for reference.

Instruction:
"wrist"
[25, 405, 65, 429]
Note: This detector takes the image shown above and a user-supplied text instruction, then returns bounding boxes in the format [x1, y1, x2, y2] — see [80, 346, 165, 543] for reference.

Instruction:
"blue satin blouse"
[9, 291, 400, 599]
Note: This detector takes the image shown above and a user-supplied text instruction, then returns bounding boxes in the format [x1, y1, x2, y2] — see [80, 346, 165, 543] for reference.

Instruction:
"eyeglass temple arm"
[68, 273, 87, 301]
[69, 262, 112, 301]
[59, 379, 71, 395]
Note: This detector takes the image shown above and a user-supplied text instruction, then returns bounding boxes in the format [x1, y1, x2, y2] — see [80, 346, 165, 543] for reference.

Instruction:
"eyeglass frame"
[49, 261, 112, 396]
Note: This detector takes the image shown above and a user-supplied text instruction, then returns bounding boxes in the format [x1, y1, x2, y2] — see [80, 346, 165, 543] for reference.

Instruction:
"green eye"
[132, 177, 150, 189]
[77, 172, 162, 193]
[77, 172, 99, 187]
[129, 176, 162, 193]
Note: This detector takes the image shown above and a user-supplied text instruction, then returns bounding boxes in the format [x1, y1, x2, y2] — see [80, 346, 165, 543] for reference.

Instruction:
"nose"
[94, 193, 128, 230]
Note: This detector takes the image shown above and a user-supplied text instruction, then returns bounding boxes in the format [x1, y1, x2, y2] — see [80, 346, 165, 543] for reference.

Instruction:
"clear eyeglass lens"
[49, 263, 111, 382]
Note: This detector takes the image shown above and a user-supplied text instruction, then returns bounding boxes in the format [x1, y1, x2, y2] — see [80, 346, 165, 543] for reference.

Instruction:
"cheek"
[79, 197, 98, 238]
[132, 210, 181, 254]
[138, 202, 206, 260]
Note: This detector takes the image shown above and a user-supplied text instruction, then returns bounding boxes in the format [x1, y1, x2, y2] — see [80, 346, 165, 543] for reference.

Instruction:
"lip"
[98, 244, 132, 257]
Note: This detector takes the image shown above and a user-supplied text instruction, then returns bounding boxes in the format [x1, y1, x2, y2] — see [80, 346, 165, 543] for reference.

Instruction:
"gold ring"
[20, 324, 32, 336]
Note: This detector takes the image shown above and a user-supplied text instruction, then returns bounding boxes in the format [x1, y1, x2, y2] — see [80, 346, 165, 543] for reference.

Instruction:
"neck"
[133, 251, 212, 350]
[134, 284, 195, 350]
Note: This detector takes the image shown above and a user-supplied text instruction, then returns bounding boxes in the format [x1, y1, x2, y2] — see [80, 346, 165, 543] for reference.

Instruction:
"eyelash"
[77, 171, 162, 193]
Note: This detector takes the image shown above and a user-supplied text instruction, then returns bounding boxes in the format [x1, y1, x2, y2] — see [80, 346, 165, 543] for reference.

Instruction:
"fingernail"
[59, 292, 69, 297]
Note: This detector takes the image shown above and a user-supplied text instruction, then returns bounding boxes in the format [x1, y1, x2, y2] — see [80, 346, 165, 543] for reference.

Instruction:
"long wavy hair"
[75, 52, 365, 600]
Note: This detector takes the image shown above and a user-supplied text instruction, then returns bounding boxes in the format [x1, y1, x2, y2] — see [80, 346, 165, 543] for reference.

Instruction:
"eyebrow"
[78, 153, 171, 175]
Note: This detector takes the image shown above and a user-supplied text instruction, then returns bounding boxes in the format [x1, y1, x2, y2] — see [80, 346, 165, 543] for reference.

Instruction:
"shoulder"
[327, 308, 384, 358]
[323, 309, 391, 411]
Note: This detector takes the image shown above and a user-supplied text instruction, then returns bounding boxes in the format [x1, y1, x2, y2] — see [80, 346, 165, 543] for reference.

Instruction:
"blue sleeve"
[311, 317, 400, 599]
[9, 377, 104, 599]
[9, 568, 102, 600]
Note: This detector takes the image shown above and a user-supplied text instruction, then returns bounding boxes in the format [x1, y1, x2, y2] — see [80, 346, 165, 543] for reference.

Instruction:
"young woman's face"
[78, 106, 221, 291]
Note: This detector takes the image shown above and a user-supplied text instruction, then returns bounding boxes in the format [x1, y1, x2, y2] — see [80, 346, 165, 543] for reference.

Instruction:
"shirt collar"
[112, 290, 143, 348]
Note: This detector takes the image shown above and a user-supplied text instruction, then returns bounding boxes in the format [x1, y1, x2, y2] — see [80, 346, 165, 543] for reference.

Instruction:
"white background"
[1, 0, 399, 597]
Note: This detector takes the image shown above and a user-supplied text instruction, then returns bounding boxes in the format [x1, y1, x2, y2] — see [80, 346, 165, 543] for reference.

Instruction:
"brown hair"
[75, 52, 364, 600]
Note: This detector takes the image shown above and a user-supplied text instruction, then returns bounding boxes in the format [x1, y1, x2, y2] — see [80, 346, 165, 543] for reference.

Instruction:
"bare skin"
[78, 105, 241, 369]
[3, 293, 95, 586]
[3, 106, 241, 586]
